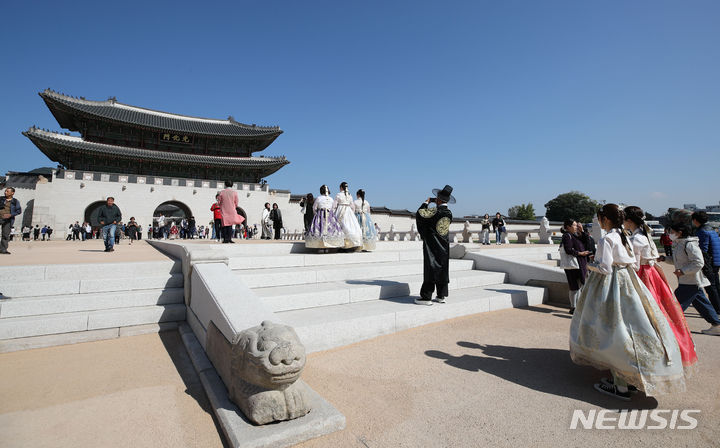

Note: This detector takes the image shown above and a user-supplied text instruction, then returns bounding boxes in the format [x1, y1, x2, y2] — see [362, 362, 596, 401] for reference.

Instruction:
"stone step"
[235, 259, 476, 289]
[0, 274, 184, 299]
[180, 241, 424, 257]
[278, 284, 546, 353]
[0, 304, 186, 340]
[254, 270, 508, 312]
[0, 287, 184, 318]
[0, 260, 181, 283]
[228, 250, 422, 270]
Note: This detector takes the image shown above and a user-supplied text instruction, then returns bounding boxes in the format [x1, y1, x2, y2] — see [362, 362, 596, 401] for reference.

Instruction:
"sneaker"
[107, 247, 114, 252]
[432, 297, 446, 303]
[414, 298, 433, 306]
[0, 251, 10, 255]
[600, 377, 638, 393]
[701, 325, 720, 336]
[593, 382, 631, 401]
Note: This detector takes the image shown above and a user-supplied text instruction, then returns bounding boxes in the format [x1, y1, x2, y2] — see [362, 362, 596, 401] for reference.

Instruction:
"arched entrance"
[154, 201, 193, 225]
[84, 201, 108, 227]
[237, 207, 248, 223]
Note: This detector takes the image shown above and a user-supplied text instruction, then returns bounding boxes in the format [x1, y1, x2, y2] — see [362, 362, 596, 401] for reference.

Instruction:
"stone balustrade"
[279, 228, 561, 244]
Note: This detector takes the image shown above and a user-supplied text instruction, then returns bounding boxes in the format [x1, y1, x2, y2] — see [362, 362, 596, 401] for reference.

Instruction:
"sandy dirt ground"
[0, 332, 226, 448]
[298, 302, 719, 448]
[0, 239, 173, 266]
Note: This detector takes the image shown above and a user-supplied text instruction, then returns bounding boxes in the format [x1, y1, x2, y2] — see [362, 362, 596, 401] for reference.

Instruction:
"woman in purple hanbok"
[305, 185, 344, 251]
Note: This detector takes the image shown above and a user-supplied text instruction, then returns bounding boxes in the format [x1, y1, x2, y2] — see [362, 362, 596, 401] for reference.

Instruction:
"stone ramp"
[0, 260, 185, 352]
[229, 247, 546, 353]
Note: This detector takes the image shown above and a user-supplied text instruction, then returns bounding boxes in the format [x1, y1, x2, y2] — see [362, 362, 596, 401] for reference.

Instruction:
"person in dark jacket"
[415, 185, 454, 305]
[97, 197, 122, 252]
[692, 211, 720, 313]
[576, 223, 596, 257]
[300, 193, 315, 235]
[270, 203, 283, 240]
[0, 187, 22, 254]
[560, 219, 591, 314]
[492, 213, 506, 245]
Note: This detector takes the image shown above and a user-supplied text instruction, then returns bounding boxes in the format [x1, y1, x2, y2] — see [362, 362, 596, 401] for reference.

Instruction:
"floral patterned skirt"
[305, 208, 344, 249]
[569, 266, 686, 396]
[355, 212, 378, 251]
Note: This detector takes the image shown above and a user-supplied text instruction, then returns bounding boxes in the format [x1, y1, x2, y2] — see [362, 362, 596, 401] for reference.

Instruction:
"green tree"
[508, 203, 536, 220]
[544, 191, 599, 223]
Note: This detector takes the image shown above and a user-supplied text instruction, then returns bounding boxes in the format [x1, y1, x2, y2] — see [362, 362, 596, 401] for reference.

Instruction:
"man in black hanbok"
[415, 185, 455, 305]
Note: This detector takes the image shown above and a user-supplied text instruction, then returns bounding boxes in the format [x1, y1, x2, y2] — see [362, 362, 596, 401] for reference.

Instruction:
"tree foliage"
[544, 191, 600, 223]
[507, 203, 536, 221]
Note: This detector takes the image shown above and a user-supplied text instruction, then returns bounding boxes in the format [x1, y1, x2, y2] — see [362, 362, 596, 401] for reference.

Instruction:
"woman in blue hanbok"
[570, 204, 686, 400]
[354, 189, 377, 252]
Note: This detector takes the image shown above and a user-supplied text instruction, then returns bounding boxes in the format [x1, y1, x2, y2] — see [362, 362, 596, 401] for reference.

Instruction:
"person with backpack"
[669, 222, 720, 336]
[692, 211, 720, 314]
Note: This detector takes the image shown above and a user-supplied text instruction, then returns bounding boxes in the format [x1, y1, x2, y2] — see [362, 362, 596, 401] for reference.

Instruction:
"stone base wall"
[29, 172, 304, 237]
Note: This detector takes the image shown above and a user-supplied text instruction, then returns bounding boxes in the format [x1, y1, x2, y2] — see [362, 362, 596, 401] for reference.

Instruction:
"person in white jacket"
[261, 202, 272, 240]
[669, 222, 720, 335]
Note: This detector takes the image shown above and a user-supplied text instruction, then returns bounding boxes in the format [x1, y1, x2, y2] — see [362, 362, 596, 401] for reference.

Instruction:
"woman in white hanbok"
[333, 182, 362, 249]
[570, 204, 685, 401]
[354, 189, 377, 251]
[305, 185, 344, 250]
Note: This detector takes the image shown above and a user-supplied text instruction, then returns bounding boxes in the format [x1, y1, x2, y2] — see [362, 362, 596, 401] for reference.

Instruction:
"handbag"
[559, 236, 580, 270]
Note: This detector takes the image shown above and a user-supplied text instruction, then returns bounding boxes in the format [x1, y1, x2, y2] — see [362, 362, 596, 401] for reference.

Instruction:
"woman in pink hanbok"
[624, 206, 698, 373]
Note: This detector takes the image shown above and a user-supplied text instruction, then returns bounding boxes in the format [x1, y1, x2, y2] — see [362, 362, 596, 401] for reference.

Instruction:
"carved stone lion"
[206, 320, 312, 425]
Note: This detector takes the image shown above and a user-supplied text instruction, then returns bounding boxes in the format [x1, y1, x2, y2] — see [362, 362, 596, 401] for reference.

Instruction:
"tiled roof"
[40, 89, 283, 138]
[23, 127, 290, 169]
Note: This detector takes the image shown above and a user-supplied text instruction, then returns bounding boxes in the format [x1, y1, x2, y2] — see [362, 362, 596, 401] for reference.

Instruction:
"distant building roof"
[23, 127, 289, 170]
[40, 89, 283, 139]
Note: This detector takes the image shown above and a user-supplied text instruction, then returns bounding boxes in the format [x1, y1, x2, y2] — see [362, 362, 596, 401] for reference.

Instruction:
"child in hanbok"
[624, 206, 698, 373]
[354, 189, 378, 251]
[333, 182, 362, 249]
[570, 204, 685, 401]
[305, 185, 344, 251]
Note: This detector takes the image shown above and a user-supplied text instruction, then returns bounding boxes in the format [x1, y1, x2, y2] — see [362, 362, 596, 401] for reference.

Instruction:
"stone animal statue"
[462, 220, 473, 243]
[538, 217, 553, 244]
[207, 320, 312, 425]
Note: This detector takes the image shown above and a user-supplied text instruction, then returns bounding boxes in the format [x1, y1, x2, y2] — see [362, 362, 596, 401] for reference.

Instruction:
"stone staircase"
[229, 242, 546, 353]
[0, 260, 186, 352]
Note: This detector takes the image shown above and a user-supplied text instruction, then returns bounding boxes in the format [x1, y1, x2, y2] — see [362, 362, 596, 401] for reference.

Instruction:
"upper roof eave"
[39, 89, 283, 139]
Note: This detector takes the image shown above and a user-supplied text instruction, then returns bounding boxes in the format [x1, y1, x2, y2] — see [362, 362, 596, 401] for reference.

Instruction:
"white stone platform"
[199, 242, 549, 353]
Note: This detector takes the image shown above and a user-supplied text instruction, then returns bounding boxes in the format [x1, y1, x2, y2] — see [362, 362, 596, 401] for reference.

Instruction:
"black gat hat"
[432, 185, 456, 204]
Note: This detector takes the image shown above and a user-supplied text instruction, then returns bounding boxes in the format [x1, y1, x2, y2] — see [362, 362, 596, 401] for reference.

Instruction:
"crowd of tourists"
[560, 204, 720, 402]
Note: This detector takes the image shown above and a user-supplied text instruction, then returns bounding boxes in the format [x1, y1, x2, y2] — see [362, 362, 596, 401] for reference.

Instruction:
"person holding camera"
[415, 185, 455, 305]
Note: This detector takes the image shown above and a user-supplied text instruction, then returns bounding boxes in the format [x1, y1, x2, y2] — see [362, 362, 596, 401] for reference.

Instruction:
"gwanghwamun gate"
[4, 89, 551, 240]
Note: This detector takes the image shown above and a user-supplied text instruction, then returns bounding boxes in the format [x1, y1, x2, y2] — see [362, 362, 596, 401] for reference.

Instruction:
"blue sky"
[1, 0, 718, 217]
